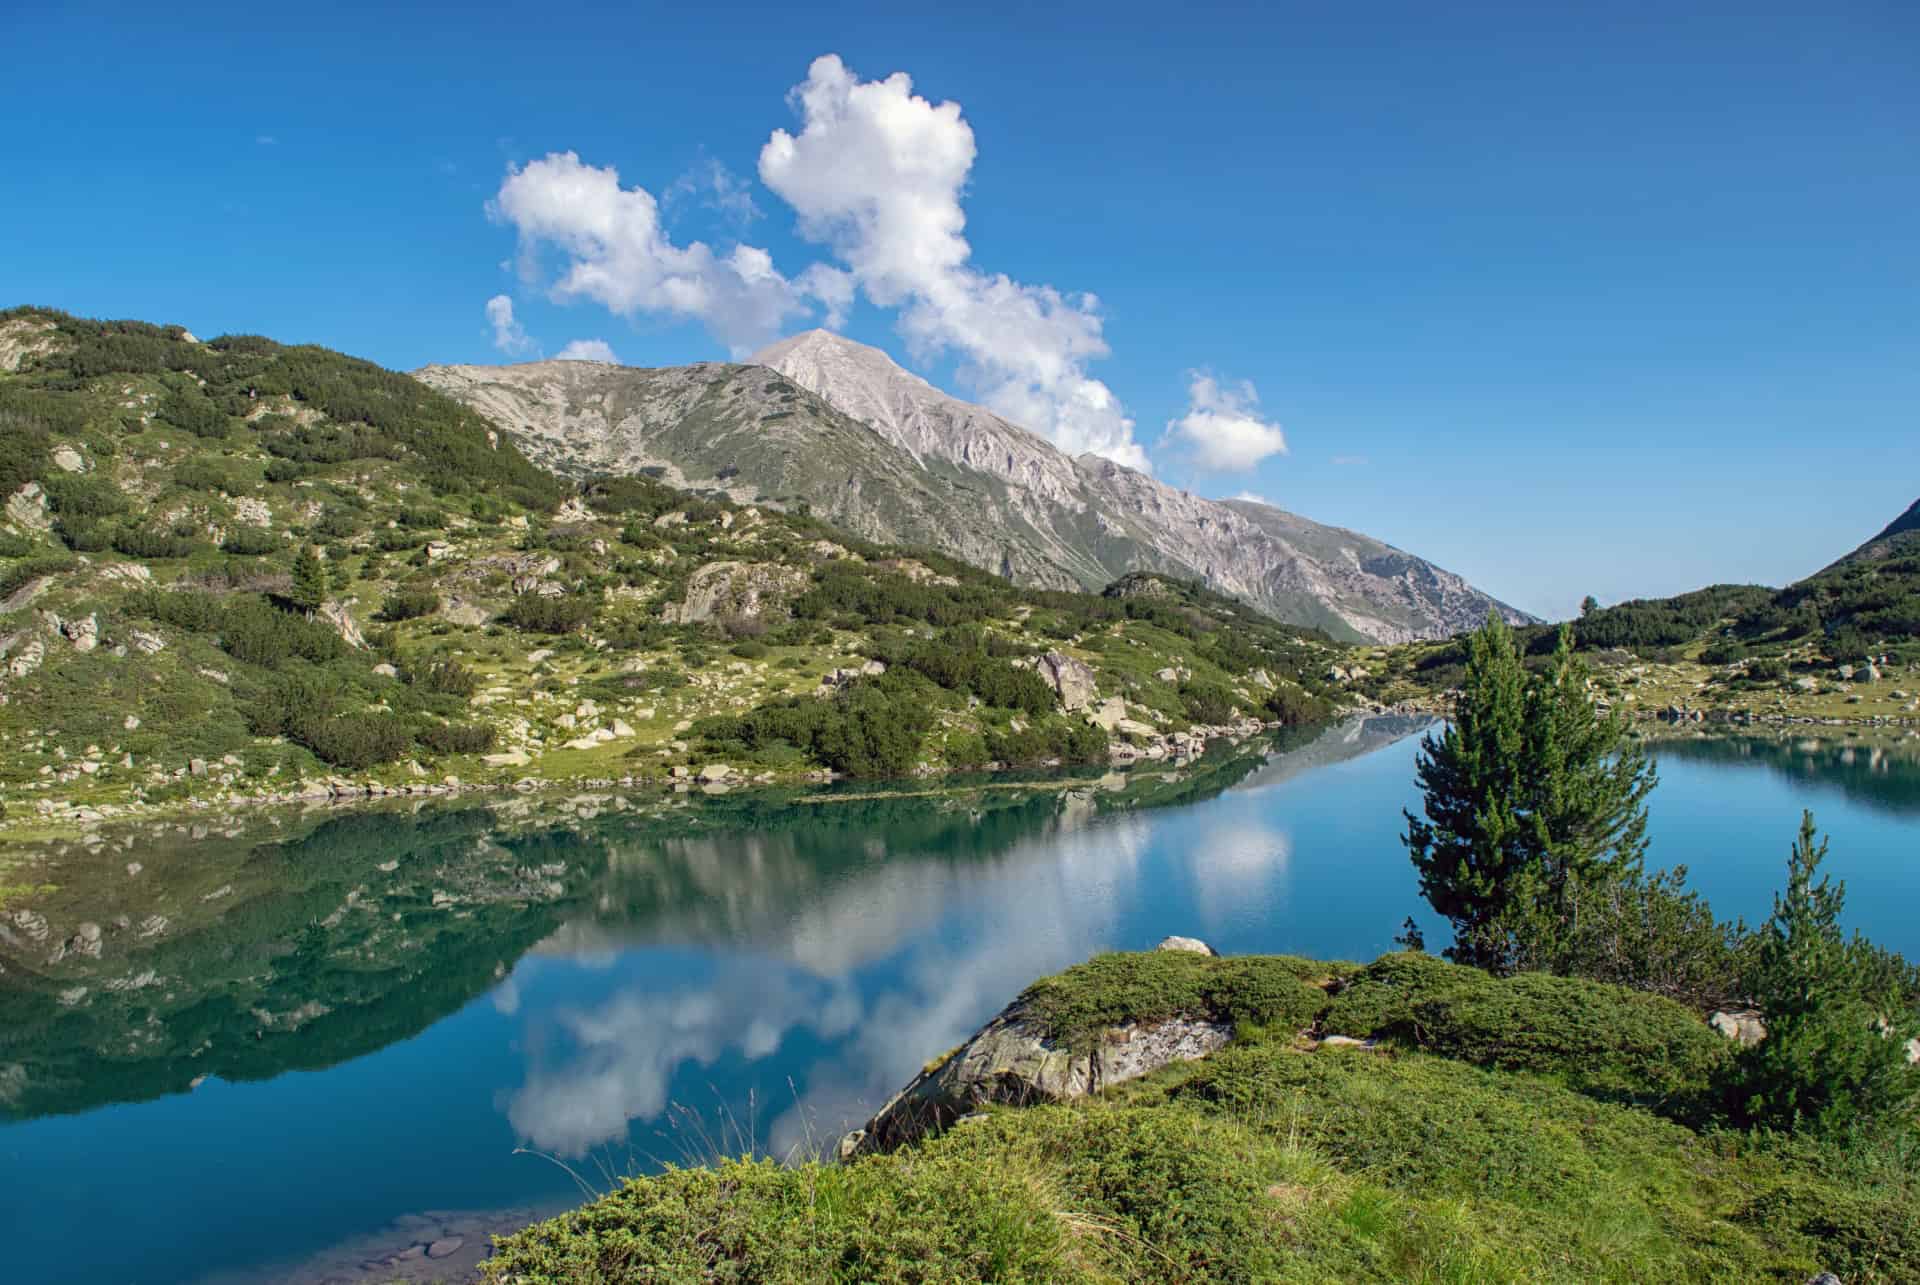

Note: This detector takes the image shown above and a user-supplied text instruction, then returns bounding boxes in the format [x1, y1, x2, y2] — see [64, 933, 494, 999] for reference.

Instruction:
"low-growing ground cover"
[482, 949, 1919, 1283]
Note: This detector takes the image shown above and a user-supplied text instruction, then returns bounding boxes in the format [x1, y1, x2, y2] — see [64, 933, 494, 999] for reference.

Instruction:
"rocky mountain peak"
[425, 336, 1531, 642]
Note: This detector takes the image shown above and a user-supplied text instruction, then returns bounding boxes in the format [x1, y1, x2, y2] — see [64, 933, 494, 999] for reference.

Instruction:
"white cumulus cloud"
[1166, 373, 1289, 471]
[484, 294, 536, 356]
[758, 54, 1146, 470]
[489, 151, 840, 357]
[555, 338, 619, 363]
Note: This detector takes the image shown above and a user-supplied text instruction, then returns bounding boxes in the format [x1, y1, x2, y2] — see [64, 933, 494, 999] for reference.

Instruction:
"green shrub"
[377, 590, 440, 622]
[55, 516, 113, 551]
[111, 525, 198, 559]
[728, 638, 769, 660]
[171, 457, 251, 494]
[1020, 951, 1332, 1053]
[502, 594, 595, 634]
[296, 713, 412, 769]
[0, 554, 75, 599]
[156, 386, 231, 439]
[985, 715, 1107, 766]
[417, 722, 495, 755]
[41, 474, 126, 519]
[1179, 679, 1239, 724]
[944, 731, 990, 769]
[220, 525, 277, 556]
[1264, 683, 1335, 724]
[217, 597, 345, 667]
[1320, 954, 1729, 1110]
[706, 675, 936, 777]
[406, 659, 478, 697]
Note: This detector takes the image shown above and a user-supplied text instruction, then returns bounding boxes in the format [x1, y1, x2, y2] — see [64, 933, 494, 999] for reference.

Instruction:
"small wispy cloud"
[1231, 490, 1269, 505]
[665, 154, 763, 227]
[555, 338, 619, 363]
[1164, 372, 1289, 471]
[255, 134, 277, 146]
[485, 294, 538, 356]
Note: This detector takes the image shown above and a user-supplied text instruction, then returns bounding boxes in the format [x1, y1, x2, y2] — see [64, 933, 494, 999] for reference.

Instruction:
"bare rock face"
[1155, 935, 1218, 956]
[1028, 650, 1098, 712]
[318, 600, 366, 649]
[419, 335, 1530, 643]
[661, 561, 808, 626]
[6, 483, 51, 533]
[840, 982, 1231, 1159]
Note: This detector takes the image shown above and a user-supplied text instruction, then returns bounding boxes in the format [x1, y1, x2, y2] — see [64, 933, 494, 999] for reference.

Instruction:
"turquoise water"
[1, 719, 1915, 1284]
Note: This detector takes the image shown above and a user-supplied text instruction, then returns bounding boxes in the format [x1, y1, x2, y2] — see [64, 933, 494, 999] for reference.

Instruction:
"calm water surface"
[2, 718, 1916, 1284]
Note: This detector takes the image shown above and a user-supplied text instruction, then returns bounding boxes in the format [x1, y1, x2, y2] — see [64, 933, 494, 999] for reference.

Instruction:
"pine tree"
[1403, 611, 1530, 966]
[288, 544, 329, 613]
[1730, 812, 1918, 1133]
[1404, 615, 1656, 970]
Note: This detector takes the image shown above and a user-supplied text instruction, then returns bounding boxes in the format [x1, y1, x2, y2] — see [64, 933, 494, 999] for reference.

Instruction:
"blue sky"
[5, 0, 1915, 619]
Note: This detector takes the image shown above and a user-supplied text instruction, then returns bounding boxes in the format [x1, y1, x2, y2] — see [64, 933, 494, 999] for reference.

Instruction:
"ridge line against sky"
[485, 53, 1297, 480]
[4, 0, 1916, 620]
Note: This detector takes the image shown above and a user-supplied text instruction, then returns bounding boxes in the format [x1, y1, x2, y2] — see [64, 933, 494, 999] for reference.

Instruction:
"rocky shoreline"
[0, 711, 1328, 841]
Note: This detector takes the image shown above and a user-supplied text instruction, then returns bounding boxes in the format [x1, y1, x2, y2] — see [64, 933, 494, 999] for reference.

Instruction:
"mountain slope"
[0, 307, 1351, 829]
[1831, 495, 1920, 569]
[420, 332, 1528, 643]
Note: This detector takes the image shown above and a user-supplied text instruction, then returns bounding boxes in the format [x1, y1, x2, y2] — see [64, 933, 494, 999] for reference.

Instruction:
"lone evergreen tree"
[1729, 812, 1918, 1133]
[288, 544, 329, 613]
[1403, 614, 1656, 970]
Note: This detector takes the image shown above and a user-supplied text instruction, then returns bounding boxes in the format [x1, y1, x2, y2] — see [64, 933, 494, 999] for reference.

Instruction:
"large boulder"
[661, 561, 809, 626]
[1027, 650, 1098, 711]
[318, 599, 365, 648]
[840, 952, 1234, 1160]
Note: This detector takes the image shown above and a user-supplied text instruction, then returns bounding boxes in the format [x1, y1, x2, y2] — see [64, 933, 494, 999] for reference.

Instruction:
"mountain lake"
[2, 716, 1916, 1284]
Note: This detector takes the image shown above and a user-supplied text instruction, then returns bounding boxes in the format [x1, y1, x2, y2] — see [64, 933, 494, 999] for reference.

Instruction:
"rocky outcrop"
[0, 317, 62, 373]
[661, 561, 809, 626]
[841, 936, 1230, 1159]
[319, 600, 366, 649]
[418, 336, 1529, 642]
[6, 483, 51, 533]
[1022, 650, 1097, 711]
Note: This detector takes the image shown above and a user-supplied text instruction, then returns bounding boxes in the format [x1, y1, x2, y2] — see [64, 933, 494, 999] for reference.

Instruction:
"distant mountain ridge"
[420, 331, 1528, 642]
[1834, 496, 1920, 569]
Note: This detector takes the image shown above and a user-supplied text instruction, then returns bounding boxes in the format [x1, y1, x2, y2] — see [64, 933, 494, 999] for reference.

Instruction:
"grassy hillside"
[482, 948, 1917, 1283]
[0, 307, 1347, 833]
[1359, 504, 1920, 720]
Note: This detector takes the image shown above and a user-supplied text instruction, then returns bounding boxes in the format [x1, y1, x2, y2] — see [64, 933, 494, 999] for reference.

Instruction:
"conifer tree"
[288, 544, 329, 613]
[1404, 615, 1656, 970]
[1729, 812, 1918, 1133]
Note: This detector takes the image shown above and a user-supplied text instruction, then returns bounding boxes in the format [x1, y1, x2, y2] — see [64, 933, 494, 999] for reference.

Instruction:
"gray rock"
[1154, 935, 1216, 956]
[841, 997, 1231, 1159]
[318, 599, 365, 648]
[1031, 650, 1098, 712]
[662, 560, 808, 626]
[1709, 1009, 1768, 1046]
[425, 1236, 464, 1259]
